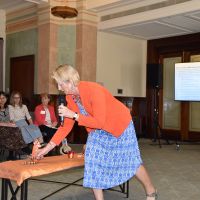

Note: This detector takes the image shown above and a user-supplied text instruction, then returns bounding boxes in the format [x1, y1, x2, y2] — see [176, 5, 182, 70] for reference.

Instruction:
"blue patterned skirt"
[76, 100, 142, 189]
[83, 121, 142, 189]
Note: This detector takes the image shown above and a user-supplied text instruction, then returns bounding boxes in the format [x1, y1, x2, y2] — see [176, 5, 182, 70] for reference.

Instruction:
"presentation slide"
[175, 62, 200, 101]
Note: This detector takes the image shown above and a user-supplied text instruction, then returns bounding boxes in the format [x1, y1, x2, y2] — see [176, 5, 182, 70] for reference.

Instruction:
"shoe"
[146, 190, 158, 200]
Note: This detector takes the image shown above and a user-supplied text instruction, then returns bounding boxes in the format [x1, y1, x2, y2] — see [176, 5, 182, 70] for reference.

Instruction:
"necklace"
[0, 109, 8, 117]
[72, 95, 81, 103]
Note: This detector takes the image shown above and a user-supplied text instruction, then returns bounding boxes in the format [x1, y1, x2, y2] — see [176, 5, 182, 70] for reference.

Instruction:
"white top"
[44, 107, 52, 126]
[8, 104, 31, 122]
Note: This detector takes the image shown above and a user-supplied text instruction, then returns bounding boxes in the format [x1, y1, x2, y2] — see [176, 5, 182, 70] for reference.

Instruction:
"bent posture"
[36, 64, 157, 200]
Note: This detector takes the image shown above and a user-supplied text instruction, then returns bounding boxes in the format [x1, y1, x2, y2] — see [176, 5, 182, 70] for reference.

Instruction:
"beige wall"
[0, 10, 6, 91]
[0, 10, 5, 39]
[96, 31, 147, 97]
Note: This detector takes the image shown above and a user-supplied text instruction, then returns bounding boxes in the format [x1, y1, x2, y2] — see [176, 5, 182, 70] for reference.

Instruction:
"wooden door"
[10, 55, 34, 110]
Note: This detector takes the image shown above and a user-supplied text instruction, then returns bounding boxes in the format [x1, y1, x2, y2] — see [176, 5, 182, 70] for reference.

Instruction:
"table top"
[0, 154, 84, 186]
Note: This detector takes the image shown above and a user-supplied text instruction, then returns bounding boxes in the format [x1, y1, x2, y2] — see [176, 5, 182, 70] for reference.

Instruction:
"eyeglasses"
[13, 96, 20, 99]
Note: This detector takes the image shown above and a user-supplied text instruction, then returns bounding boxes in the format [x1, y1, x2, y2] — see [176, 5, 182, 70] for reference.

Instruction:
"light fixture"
[51, 4, 78, 19]
[26, 0, 48, 4]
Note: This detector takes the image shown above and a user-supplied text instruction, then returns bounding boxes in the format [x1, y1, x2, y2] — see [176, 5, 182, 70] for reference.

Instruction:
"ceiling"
[88, 0, 200, 40]
[105, 12, 200, 40]
[1, 0, 200, 40]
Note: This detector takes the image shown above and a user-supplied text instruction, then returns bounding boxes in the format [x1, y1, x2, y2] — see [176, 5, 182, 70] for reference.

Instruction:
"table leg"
[20, 180, 28, 200]
[126, 180, 129, 198]
[1, 178, 8, 200]
[1, 179, 28, 200]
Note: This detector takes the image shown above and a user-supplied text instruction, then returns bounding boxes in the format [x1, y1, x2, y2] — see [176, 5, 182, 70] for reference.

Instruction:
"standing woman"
[9, 91, 43, 145]
[36, 64, 157, 200]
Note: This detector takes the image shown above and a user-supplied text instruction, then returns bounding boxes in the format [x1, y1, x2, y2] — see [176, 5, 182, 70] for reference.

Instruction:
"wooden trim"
[160, 129, 181, 141]
[189, 132, 200, 141]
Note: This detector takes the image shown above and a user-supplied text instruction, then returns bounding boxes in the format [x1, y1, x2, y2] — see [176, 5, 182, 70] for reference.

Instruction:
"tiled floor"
[1, 139, 200, 200]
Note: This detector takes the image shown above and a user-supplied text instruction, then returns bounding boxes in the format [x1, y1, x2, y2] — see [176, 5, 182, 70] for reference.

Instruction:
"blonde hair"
[40, 93, 50, 99]
[52, 64, 80, 86]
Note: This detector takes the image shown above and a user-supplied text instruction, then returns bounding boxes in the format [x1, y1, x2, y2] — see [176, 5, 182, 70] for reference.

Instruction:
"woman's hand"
[58, 105, 75, 119]
[35, 147, 48, 160]
[9, 122, 17, 127]
[28, 118, 33, 125]
[52, 121, 58, 128]
[35, 141, 56, 160]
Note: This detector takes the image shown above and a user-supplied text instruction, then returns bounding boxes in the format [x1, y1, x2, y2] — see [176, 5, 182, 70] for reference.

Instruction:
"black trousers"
[39, 125, 57, 143]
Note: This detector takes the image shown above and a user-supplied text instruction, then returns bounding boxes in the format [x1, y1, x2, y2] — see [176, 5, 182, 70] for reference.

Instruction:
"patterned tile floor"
[0, 139, 200, 200]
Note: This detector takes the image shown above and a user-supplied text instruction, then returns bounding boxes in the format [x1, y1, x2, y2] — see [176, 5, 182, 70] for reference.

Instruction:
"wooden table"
[0, 154, 84, 200]
[0, 154, 129, 199]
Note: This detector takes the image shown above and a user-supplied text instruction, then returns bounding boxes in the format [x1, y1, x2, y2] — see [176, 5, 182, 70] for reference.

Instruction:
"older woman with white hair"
[36, 64, 157, 200]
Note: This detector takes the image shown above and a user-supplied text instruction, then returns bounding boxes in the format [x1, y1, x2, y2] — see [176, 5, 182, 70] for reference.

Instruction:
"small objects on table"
[68, 151, 75, 159]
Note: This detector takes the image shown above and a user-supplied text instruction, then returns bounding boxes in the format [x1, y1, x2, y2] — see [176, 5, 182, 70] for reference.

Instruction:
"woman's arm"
[51, 121, 75, 145]
[8, 105, 15, 122]
[23, 105, 31, 120]
[0, 122, 17, 127]
[35, 141, 56, 159]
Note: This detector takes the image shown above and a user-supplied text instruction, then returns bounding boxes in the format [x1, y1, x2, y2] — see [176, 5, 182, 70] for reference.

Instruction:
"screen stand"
[150, 86, 171, 148]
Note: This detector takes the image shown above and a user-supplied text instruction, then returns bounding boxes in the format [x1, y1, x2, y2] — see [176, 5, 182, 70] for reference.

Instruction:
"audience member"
[0, 91, 26, 160]
[0, 91, 10, 122]
[8, 91, 44, 145]
[0, 91, 15, 127]
[34, 93, 58, 142]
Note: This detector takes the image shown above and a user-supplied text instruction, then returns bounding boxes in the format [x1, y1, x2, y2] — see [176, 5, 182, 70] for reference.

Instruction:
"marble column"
[37, 3, 58, 94]
[76, 2, 98, 81]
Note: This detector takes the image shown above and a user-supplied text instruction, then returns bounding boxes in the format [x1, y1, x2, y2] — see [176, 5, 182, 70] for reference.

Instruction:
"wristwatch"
[73, 112, 79, 120]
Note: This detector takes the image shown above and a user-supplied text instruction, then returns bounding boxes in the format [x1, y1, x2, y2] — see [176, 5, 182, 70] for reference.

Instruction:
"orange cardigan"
[51, 81, 131, 145]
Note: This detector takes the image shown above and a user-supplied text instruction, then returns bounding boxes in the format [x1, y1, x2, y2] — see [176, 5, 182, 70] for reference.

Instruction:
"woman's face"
[57, 80, 78, 95]
[0, 95, 7, 107]
[13, 94, 21, 105]
[41, 96, 49, 106]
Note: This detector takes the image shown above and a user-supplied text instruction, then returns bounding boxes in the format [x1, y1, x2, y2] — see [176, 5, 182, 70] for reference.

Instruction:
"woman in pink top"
[36, 64, 157, 200]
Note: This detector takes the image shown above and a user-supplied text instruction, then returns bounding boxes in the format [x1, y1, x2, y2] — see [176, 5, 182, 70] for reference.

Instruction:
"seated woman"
[0, 91, 15, 126]
[8, 91, 44, 145]
[34, 93, 58, 142]
[0, 91, 27, 160]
